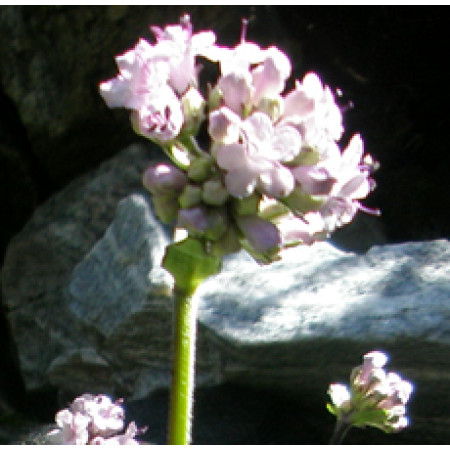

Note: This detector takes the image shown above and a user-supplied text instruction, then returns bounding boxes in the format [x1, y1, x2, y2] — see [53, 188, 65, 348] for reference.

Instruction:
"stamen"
[180, 14, 192, 38]
[240, 18, 248, 43]
[358, 203, 381, 216]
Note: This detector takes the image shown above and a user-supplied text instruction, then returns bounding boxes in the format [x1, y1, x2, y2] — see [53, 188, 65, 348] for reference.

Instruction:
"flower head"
[47, 393, 142, 445]
[101, 15, 379, 265]
[327, 351, 413, 435]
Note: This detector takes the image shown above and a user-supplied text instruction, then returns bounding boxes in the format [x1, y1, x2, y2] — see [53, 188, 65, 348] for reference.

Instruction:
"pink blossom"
[318, 134, 378, 231]
[99, 38, 169, 111]
[216, 111, 301, 198]
[282, 72, 343, 148]
[251, 46, 291, 105]
[276, 212, 327, 246]
[208, 106, 241, 144]
[131, 86, 184, 142]
[150, 14, 217, 94]
[47, 409, 90, 445]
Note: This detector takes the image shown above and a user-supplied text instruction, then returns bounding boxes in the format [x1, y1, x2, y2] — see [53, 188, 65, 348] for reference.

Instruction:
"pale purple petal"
[208, 107, 241, 144]
[272, 124, 301, 162]
[258, 163, 295, 198]
[177, 206, 209, 234]
[218, 71, 253, 114]
[339, 173, 371, 200]
[142, 163, 187, 194]
[135, 87, 183, 141]
[252, 46, 291, 103]
[283, 83, 315, 119]
[277, 212, 325, 246]
[224, 169, 258, 198]
[215, 143, 248, 171]
[291, 165, 336, 196]
[237, 215, 281, 253]
[242, 111, 273, 145]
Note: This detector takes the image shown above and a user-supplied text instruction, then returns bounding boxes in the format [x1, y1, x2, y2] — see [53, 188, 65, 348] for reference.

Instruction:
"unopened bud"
[202, 179, 229, 206]
[143, 163, 187, 195]
[208, 85, 223, 111]
[181, 87, 205, 135]
[152, 194, 180, 224]
[188, 155, 213, 182]
[232, 193, 261, 216]
[179, 184, 202, 209]
[208, 225, 242, 257]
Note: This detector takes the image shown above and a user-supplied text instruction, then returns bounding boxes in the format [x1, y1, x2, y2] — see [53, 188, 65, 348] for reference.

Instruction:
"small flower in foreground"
[47, 394, 143, 445]
[327, 350, 413, 443]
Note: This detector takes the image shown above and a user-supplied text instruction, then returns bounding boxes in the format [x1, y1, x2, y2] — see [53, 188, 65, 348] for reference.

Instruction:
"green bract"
[162, 237, 222, 297]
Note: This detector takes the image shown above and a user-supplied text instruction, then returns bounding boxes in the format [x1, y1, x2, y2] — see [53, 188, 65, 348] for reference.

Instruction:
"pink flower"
[99, 38, 169, 111]
[150, 14, 217, 94]
[251, 46, 291, 105]
[276, 212, 327, 246]
[131, 86, 184, 142]
[208, 106, 241, 144]
[282, 72, 343, 148]
[318, 134, 378, 231]
[47, 409, 90, 445]
[215, 111, 301, 198]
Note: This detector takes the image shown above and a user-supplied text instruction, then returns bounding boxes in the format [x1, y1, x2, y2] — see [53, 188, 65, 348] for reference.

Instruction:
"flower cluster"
[327, 351, 413, 433]
[46, 394, 141, 445]
[100, 15, 378, 264]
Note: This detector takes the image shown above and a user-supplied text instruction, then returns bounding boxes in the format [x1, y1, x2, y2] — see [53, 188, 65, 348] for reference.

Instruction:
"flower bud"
[143, 163, 188, 195]
[236, 215, 281, 255]
[152, 194, 180, 224]
[208, 85, 223, 111]
[177, 206, 228, 241]
[232, 193, 261, 216]
[207, 225, 242, 257]
[202, 179, 229, 206]
[188, 155, 213, 182]
[179, 184, 203, 209]
[181, 87, 205, 135]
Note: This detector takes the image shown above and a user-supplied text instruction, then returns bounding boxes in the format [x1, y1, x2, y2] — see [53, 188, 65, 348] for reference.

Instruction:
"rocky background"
[1, 5, 449, 444]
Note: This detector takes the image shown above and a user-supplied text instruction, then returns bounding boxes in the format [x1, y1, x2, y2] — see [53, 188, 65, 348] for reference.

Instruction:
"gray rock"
[8, 184, 450, 402]
[1, 142, 161, 391]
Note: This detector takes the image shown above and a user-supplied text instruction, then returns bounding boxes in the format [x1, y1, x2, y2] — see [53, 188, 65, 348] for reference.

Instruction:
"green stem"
[329, 416, 352, 445]
[168, 288, 198, 445]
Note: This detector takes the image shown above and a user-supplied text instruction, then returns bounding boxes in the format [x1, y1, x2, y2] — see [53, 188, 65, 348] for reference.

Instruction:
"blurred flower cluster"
[46, 394, 141, 445]
[100, 15, 378, 264]
[327, 351, 413, 434]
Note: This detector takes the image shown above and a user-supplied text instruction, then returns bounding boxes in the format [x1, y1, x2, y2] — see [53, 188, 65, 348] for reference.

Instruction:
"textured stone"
[1, 142, 161, 390]
[2, 182, 450, 443]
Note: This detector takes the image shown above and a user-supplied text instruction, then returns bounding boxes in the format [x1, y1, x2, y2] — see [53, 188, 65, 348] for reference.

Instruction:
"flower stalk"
[168, 288, 197, 445]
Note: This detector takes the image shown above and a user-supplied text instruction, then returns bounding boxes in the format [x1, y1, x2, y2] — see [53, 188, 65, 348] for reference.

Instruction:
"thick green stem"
[168, 289, 198, 445]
